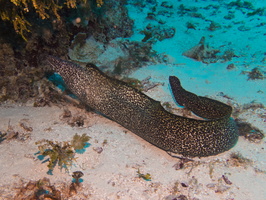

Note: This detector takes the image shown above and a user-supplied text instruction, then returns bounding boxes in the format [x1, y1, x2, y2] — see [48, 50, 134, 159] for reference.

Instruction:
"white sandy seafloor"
[0, 0, 266, 200]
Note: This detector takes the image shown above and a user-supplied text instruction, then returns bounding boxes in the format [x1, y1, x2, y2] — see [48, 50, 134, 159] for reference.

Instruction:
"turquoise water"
[127, 0, 266, 105]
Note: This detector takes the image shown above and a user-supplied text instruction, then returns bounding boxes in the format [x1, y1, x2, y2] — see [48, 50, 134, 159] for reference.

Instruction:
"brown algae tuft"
[228, 152, 252, 167]
[35, 133, 90, 174]
[236, 121, 264, 143]
[14, 173, 87, 199]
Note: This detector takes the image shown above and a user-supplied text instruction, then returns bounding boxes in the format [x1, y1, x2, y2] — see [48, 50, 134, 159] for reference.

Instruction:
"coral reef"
[0, 23, 73, 104]
[69, 36, 105, 63]
[0, 0, 101, 40]
[0, 0, 137, 104]
[87, 0, 133, 43]
[0, 41, 63, 103]
[69, 37, 157, 75]
[0, 0, 108, 103]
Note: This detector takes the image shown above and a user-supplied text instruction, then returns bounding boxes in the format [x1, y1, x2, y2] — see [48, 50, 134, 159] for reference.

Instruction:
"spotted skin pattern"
[47, 56, 238, 157]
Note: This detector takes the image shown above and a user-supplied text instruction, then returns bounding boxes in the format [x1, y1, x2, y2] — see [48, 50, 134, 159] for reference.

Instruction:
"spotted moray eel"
[47, 56, 238, 157]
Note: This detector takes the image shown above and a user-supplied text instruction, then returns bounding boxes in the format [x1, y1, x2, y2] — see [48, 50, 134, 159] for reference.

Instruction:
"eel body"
[47, 56, 238, 157]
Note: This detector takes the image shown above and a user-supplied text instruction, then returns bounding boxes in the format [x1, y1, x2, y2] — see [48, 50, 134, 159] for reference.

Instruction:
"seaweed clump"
[69, 171, 84, 196]
[228, 152, 252, 167]
[14, 177, 61, 200]
[236, 121, 264, 143]
[13, 172, 87, 199]
[35, 133, 90, 174]
[0, 120, 32, 143]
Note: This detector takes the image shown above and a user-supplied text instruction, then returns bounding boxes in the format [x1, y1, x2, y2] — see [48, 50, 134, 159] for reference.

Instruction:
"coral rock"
[182, 37, 220, 63]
